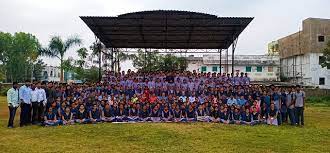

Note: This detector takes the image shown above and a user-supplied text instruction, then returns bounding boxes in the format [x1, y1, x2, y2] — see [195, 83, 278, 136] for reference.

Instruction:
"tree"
[131, 49, 188, 72]
[0, 32, 41, 82]
[320, 41, 330, 69]
[90, 42, 103, 81]
[33, 60, 46, 81]
[40, 35, 82, 82]
[114, 51, 135, 72]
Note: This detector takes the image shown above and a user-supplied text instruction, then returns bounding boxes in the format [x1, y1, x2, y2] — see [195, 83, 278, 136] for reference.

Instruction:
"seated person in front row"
[90, 104, 102, 123]
[219, 107, 230, 124]
[139, 105, 150, 121]
[231, 107, 241, 125]
[251, 106, 261, 125]
[102, 104, 116, 122]
[196, 104, 210, 122]
[209, 106, 220, 122]
[240, 108, 252, 125]
[44, 107, 60, 126]
[148, 105, 161, 122]
[161, 105, 173, 122]
[267, 103, 278, 126]
[172, 105, 182, 122]
[61, 107, 74, 125]
[128, 103, 140, 122]
[115, 104, 129, 122]
[75, 104, 91, 124]
[186, 105, 197, 122]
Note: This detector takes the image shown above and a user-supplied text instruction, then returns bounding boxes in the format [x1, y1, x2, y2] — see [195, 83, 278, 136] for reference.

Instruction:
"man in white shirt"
[19, 80, 32, 126]
[30, 84, 39, 124]
[37, 82, 47, 123]
[7, 82, 19, 128]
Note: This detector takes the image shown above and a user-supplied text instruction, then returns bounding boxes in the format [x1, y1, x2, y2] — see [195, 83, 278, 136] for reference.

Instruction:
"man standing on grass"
[19, 80, 32, 127]
[37, 82, 47, 124]
[30, 84, 39, 124]
[7, 82, 19, 128]
[294, 85, 305, 126]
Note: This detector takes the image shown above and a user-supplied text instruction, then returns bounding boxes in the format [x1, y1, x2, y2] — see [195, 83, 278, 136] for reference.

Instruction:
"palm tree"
[40, 36, 82, 82]
[115, 51, 136, 72]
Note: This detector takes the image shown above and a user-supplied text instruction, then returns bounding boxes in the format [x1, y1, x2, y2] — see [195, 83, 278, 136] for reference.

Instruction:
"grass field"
[0, 96, 329, 153]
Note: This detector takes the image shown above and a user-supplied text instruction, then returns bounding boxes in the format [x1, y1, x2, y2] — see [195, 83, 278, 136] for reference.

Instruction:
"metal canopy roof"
[80, 10, 253, 49]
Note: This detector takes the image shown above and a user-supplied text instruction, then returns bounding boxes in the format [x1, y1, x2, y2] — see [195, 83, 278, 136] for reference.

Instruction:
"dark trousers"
[38, 101, 44, 123]
[277, 110, 282, 125]
[287, 108, 296, 125]
[295, 107, 304, 125]
[8, 106, 18, 127]
[281, 111, 288, 123]
[20, 103, 31, 126]
[31, 102, 39, 123]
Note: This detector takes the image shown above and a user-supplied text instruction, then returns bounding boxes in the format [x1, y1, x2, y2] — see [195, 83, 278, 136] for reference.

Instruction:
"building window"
[246, 66, 252, 72]
[212, 66, 218, 72]
[201, 66, 207, 72]
[319, 56, 326, 65]
[319, 77, 325, 85]
[257, 66, 262, 72]
[268, 66, 273, 72]
[50, 71, 53, 77]
[318, 35, 325, 42]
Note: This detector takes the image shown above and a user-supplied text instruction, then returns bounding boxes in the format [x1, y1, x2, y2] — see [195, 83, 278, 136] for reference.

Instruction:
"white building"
[186, 54, 280, 81]
[42, 66, 60, 82]
[277, 18, 330, 89]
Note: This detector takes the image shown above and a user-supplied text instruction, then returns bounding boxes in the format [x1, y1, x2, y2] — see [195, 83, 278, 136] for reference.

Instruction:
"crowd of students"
[6, 70, 305, 128]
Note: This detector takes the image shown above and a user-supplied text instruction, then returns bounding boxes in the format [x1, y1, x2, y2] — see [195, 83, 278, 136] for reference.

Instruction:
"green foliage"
[306, 96, 330, 107]
[131, 49, 188, 72]
[40, 35, 82, 82]
[320, 41, 330, 69]
[33, 60, 46, 81]
[0, 86, 10, 96]
[0, 31, 41, 82]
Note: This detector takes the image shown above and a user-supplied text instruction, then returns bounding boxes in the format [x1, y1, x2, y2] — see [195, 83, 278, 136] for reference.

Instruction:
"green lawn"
[0, 96, 329, 153]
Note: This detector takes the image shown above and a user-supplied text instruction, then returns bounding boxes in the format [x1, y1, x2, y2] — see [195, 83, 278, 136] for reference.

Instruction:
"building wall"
[186, 55, 280, 81]
[278, 18, 330, 59]
[42, 66, 60, 82]
[277, 18, 330, 88]
[281, 53, 330, 88]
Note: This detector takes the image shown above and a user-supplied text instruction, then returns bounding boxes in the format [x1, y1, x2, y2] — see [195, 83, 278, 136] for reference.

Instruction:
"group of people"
[6, 70, 305, 128]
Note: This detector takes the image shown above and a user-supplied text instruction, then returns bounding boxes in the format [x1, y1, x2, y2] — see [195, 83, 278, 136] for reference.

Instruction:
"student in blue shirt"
[209, 106, 220, 122]
[219, 107, 230, 124]
[251, 107, 261, 126]
[172, 105, 181, 122]
[102, 104, 116, 122]
[149, 105, 161, 122]
[128, 104, 139, 122]
[232, 107, 241, 125]
[75, 105, 91, 124]
[161, 105, 173, 122]
[139, 105, 149, 122]
[90, 104, 102, 123]
[236, 95, 243, 107]
[44, 107, 60, 126]
[240, 108, 252, 125]
[186, 105, 197, 122]
[61, 107, 74, 125]
[267, 103, 278, 126]
[196, 104, 209, 122]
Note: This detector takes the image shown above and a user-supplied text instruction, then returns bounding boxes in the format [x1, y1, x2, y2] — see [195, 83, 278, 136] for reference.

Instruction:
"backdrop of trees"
[0, 31, 189, 83]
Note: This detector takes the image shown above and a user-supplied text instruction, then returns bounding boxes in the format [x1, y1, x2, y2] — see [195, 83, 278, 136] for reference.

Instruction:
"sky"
[1, 0, 329, 69]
